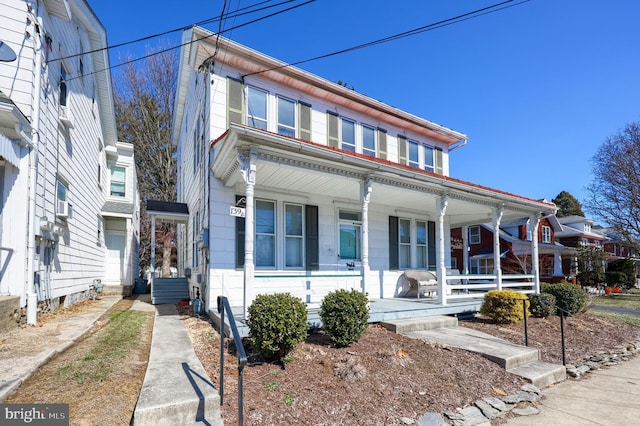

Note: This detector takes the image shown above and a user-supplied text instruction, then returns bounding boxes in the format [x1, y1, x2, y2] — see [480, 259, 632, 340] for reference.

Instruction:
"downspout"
[26, 10, 43, 325]
[448, 137, 468, 153]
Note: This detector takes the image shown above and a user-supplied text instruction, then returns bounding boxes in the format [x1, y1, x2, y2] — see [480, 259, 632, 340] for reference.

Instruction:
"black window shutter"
[427, 220, 436, 270]
[235, 195, 245, 269]
[305, 205, 319, 270]
[389, 216, 399, 270]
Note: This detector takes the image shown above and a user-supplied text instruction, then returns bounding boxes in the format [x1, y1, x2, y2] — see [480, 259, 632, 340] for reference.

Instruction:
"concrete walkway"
[505, 353, 640, 425]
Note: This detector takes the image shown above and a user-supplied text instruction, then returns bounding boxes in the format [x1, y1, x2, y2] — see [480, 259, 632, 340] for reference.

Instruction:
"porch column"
[462, 225, 469, 275]
[493, 206, 504, 290]
[151, 216, 156, 279]
[530, 214, 541, 293]
[436, 194, 449, 305]
[240, 147, 257, 319]
[361, 177, 373, 295]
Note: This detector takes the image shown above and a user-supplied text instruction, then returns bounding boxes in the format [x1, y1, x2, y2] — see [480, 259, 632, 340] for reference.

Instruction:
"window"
[469, 226, 481, 244]
[408, 140, 419, 168]
[247, 87, 267, 130]
[525, 222, 532, 241]
[285, 204, 303, 268]
[416, 221, 427, 268]
[542, 226, 551, 243]
[110, 166, 126, 197]
[193, 211, 200, 268]
[59, 66, 68, 107]
[255, 200, 275, 267]
[277, 96, 296, 137]
[399, 218, 411, 268]
[56, 179, 67, 202]
[362, 125, 376, 157]
[471, 258, 494, 274]
[339, 210, 361, 260]
[341, 118, 356, 152]
[424, 146, 435, 172]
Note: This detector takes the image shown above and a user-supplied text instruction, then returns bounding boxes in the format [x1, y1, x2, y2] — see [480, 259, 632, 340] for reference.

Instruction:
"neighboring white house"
[0, 0, 139, 324]
[172, 28, 557, 316]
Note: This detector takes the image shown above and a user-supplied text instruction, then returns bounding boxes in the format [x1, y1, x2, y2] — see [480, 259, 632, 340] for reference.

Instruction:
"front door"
[105, 231, 126, 284]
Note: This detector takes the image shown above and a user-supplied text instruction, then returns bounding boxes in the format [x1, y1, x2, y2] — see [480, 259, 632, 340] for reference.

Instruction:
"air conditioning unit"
[59, 105, 74, 128]
[56, 200, 69, 218]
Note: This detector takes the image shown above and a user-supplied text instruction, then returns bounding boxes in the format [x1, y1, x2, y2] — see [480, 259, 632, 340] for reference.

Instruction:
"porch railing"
[445, 273, 535, 301]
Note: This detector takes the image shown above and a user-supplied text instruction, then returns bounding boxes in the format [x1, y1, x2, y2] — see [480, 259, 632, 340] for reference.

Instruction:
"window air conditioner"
[56, 200, 69, 218]
[59, 105, 74, 128]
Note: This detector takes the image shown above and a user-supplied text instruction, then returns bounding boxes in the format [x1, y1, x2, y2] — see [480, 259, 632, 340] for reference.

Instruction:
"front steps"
[381, 315, 566, 389]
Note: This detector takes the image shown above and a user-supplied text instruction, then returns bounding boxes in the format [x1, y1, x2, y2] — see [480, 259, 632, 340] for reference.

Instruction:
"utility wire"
[242, 0, 530, 78]
[64, 0, 315, 82]
[48, 0, 300, 63]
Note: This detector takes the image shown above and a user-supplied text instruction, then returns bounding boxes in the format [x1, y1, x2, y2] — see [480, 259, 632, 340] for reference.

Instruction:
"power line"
[242, 0, 531, 78]
[48, 0, 301, 63]
[64, 0, 316, 82]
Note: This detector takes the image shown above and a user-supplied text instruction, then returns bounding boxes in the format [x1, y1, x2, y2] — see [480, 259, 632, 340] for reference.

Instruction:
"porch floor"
[211, 296, 484, 338]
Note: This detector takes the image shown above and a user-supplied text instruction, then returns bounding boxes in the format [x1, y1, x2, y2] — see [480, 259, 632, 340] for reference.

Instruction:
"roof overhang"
[211, 124, 556, 227]
[146, 199, 189, 224]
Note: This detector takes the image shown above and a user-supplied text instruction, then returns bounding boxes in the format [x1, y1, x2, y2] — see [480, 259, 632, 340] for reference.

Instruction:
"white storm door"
[106, 231, 126, 283]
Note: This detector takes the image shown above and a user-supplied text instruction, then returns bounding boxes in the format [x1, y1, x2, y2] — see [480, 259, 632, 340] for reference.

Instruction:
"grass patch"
[55, 310, 148, 384]
[593, 294, 640, 311]
[590, 310, 640, 327]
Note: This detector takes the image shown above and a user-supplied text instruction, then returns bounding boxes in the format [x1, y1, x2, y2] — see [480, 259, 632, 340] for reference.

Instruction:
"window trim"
[338, 209, 362, 261]
[247, 86, 268, 130]
[362, 124, 376, 157]
[469, 226, 481, 245]
[255, 199, 276, 268]
[340, 117, 356, 152]
[110, 165, 126, 197]
[542, 225, 551, 243]
[277, 95, 296, 137]
[284, 202, 304, 269]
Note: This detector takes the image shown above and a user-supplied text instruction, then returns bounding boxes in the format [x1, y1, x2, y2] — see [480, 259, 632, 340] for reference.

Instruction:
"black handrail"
[217, 296, 248, 426]
[523, 297, 570, 365]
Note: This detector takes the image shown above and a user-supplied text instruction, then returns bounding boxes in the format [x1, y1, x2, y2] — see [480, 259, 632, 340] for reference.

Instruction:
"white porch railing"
[444, 273, 535, 302]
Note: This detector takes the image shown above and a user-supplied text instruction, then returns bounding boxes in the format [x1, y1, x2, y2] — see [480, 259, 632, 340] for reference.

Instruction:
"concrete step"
[380, 315, 458, 333]
[132, 304, 223, 426]
[400, 326, 541, 370]
[508, 360, 567, 389]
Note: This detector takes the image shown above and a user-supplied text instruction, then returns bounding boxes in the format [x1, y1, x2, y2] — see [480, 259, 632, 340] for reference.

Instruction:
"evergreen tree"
[552, 191, 584, 217]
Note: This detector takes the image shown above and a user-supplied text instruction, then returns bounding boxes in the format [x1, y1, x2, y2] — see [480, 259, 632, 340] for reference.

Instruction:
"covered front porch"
[210, 124, 557, 317]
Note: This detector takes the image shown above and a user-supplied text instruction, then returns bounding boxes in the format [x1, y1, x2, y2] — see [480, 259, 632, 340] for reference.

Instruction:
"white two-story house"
[0, 0, 139, 325]
[172, 28, 556, 316]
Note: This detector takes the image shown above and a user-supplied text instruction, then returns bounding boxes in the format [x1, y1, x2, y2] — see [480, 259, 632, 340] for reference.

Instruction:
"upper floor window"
[341, 118, 356, 152]
[110, 166, 126, 197]
[247, 87, 267, 130]
[56, 179, 67, 202]
[59, 66, 68, 107]
[277, 96, 296, 137]
[469, 226, 481, 244]
[408, 140, 419, 168]
[424, 146, 435, 172]
[584, 223, 591, 233]
[542, 225, 551, 243]
[362, 125, 376, 157]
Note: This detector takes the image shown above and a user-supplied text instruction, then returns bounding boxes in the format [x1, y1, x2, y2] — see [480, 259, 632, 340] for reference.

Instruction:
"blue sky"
[92, 0, 640, 211]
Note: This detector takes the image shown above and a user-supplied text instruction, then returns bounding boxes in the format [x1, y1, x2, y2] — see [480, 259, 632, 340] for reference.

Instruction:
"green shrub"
[479, 290, 529, 324]
[320, 289, 370, 347]
[247, 293, 308, 362]
[528, 293, 556, 318]
[541, 282, 586, 315]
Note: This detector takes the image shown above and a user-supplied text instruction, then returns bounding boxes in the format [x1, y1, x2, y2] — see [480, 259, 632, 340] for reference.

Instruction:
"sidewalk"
[505, 354, 640, 425]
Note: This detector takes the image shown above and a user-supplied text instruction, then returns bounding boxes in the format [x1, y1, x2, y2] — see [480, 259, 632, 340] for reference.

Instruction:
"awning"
[0, 133, 20, 168]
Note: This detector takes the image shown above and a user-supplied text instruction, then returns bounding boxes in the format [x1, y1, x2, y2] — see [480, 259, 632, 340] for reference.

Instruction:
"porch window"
[341, 118, 356, 152]
[247, 87, 267, 130]
[399, 218, 411, 268]
[285, 203, 303, 268]
[277, 96, 296, 137]
[339, 210, 361, 260]
[416, 221, 427, 268]
[542, 225, 551, 243]
[471, 258, 493, 274]
[469, 226, 481, 244]
[255, 200, 275, 267]
[110, 166, 126, 197]
[363, 125, 376, 157]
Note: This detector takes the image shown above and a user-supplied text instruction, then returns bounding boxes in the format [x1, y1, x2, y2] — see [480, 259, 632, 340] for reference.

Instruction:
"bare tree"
[586, 122, 640, 251]
[113, 46, 178, 276]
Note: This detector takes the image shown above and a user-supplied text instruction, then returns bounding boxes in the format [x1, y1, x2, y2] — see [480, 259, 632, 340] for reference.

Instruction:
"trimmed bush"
[528, 292, 556, 318]
[541, 282, 586, 315]
[320, 289, 370, 347]
[247, 293, 308, 362]
[479, 290, 529, 324]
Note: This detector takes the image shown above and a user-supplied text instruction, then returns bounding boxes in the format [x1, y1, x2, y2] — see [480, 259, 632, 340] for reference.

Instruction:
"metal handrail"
[523, 298, 570, 365]
[217, 296, 248, 426]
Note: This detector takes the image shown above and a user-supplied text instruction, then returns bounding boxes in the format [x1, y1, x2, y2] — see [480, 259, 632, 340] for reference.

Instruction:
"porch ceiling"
[212, 125, 556, 226]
